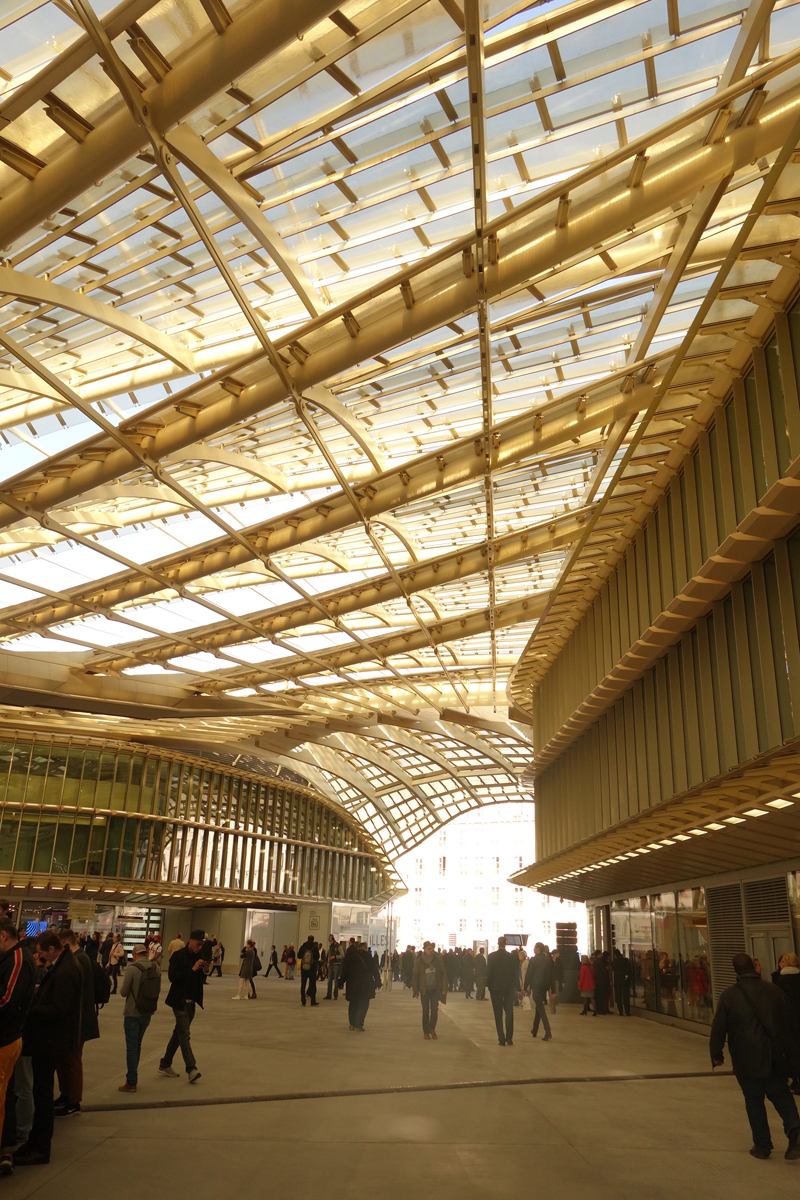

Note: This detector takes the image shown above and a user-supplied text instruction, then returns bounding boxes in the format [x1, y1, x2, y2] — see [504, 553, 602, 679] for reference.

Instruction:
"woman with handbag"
[107, 935, 125, 995]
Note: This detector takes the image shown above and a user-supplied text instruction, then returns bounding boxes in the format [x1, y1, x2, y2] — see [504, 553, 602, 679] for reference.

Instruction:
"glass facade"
[0, 733, 394, 904]
[606, 887, 712, 1026]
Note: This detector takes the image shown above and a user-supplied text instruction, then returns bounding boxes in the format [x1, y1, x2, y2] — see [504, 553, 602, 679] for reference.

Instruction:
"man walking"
[710, 952, 800, 1160]
[14, 932, 82, 1167]
[119, 944, 161, 1093]
[324, 936, 343, 1000]
[612, 949, 632, 1016]
[524, 942, 555, 1041]
[412, 941, 448, 1040]
[265, 946, 282, 979]
[55, 930, 98, 1118]
[339, 942, 382, 1031]
[0, 919, 36, 1176]
[474, 947, 488, 1001]
[486, 937, 519, 1046]
[299, 935, 320, 1006]
[167, 932, 185, 960]
[158, 929, 205, 1084]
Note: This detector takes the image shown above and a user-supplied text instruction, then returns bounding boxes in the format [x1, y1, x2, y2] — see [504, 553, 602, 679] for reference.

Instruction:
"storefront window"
[653, 893, 682, 1017]
[677, 887, 713, 1025]
[628, 896, 656, 1011]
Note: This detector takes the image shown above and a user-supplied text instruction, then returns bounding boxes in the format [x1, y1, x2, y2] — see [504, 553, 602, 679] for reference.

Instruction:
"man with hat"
[158, 929, 206, 1084]
[119, 943, 161, 1093]
[412, 941, 448, 1040]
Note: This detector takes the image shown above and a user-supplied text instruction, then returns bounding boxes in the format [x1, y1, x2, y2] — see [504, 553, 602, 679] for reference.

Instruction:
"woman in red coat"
[578, 955, 595, 1016]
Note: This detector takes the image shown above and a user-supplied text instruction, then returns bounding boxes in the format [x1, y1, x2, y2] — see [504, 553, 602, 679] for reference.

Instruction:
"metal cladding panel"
[706, 882, 745, 1006]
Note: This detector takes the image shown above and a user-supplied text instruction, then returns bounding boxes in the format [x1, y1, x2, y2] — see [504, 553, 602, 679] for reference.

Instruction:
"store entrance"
[749, 928, 794, 977]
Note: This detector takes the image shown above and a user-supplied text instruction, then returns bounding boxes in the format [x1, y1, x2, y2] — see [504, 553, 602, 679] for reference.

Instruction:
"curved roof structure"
[0, 0, 799, 862]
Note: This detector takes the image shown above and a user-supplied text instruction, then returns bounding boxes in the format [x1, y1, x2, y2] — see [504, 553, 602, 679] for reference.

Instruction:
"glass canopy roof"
[0, 0, 799, 858]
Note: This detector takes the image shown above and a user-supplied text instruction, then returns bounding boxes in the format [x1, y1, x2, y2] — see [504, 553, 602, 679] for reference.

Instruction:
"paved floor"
[3, 974, 799, 1198]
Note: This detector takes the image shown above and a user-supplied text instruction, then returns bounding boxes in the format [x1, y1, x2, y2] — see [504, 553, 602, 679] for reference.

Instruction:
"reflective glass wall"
[606, 888, 713, 1025]
[0, 734, 393, 904]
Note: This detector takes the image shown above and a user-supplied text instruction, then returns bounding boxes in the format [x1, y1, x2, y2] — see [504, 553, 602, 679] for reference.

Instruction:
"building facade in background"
[393, 803, 586, 952]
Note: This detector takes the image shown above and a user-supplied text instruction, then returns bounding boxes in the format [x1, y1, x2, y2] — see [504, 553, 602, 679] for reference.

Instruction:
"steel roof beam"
[1, 80, 795, 537]
[0, 0, 344, 251]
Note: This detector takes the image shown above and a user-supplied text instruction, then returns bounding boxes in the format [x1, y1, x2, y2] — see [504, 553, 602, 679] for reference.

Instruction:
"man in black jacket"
[524, 942, 555, 1041]
[486, 938, 519, 1046]
[54, 930, 98, 1119]
[158, 930, 206, 1085]
[298, 935, 320, 1007]
[0, 919, 36, 1175]
[15, 931, 83, 1167]
[710, 952, 800, 1160]
[612, 949, 632, 1016]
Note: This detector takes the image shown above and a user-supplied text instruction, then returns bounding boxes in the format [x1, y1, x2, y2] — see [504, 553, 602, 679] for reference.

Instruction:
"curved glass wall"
[0, 733, 396, 905]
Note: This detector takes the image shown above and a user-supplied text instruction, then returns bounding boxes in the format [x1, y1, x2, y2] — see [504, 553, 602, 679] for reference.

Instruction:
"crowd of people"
[3, 916, 800, 1169]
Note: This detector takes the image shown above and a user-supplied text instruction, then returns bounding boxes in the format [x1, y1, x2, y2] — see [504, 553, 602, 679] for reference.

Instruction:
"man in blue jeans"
[118, 945, 160, 1093]
[710, 952, 800, 1160]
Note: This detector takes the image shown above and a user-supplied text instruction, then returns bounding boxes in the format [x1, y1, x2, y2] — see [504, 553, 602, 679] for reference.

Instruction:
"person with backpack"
[118, 944, 161, 1093]
[298, 936, 320, 1007]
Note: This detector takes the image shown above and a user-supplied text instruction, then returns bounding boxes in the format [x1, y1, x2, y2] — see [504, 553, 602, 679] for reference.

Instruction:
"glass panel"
[0, 813, 19, 870]
[33, 816, 57, 873]
[128, 756, 143, 810]
[95, 752, 116, 807]
[43, 745, 67, 804]
[677, 887, 713, 1025]
[87, 817, 108, 876]
[14, 815, 39, 871]
[103, 815, 125, 875]
[113, 754, 131, 807]
[628, 896, 656, 1012]
[70, 820, 91, 874]
[80, 748, 100, 804]
[119, 818, 137, 878]
[134, 821, 151, 879]
[7, 742, 31, 804]
[0, 741, 14, 802]
[26, 744, 51, 804]
[652, 893, 682, 1017]
[62, 748, 85, 806]
[53, 820, 73, 875]
[140, 758, 158, 813]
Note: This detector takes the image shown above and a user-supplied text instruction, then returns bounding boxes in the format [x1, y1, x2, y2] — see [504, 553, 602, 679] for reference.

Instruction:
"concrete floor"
[3, 974, 800, 1198]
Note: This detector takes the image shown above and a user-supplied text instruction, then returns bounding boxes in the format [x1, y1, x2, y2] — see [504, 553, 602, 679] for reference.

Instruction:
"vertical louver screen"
[706, 883, 745, 1004]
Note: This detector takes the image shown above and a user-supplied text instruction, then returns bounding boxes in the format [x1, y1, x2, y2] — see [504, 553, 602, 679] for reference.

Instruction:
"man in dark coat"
[158, 929, 206, 1084]
[474, 947, 488, 1000]
[14, 931, 83, 1166]
[486, 937, 520, 1046]
[612, 949, 632, 1016]
[0, 918, 36, 1173]
[402, 947, 415, 989]
[461, 949, 475, 999]
[339, 943, 382, 1031]
[710, 952, 800, 1160]
[54, 930, 98, 1117]
[524, 942, 556, 1040]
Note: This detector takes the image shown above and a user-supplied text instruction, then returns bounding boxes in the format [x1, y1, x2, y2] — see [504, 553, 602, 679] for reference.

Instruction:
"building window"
[476, 919, 483, 933]
[491, 921, 499, 935]
[414, 888, 422, 906]
[515, 918, 523, 932]
[459, 919, 466, 933]
[460, 858, 468, 875]
[514, 887, 523, 908]
[491, 887, 499, 904]
[493, 856, 500, 874]
[415, 856, 423, 874]
[438, 856, 446, 876]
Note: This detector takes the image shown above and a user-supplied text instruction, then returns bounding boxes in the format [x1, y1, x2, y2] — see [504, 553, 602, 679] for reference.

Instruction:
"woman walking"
[233, 939, 256, 1000]
[108, 934, 125, 994]
[579, 955, 595, 1015]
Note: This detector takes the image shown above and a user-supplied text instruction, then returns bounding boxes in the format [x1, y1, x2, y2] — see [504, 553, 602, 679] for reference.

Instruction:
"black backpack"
[92, 959, 111, 1008]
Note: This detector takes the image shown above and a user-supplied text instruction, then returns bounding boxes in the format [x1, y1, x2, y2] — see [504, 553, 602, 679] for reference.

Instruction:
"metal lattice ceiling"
[0, 0, 799, 857]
